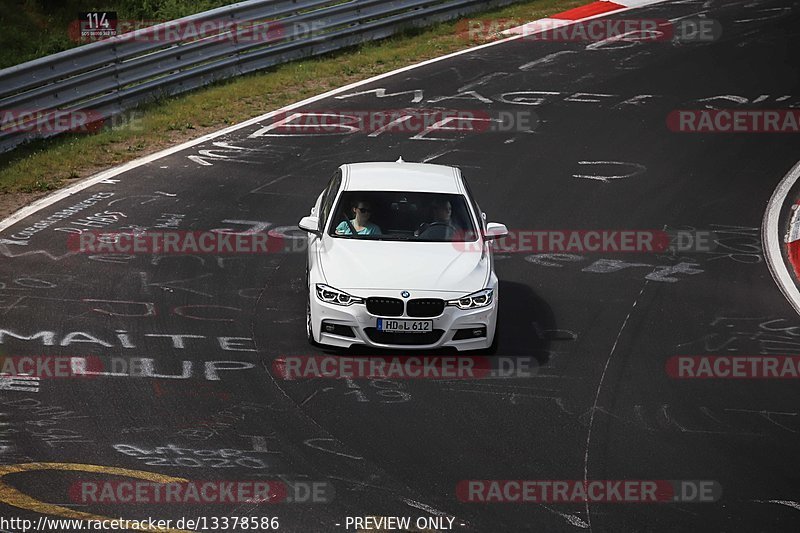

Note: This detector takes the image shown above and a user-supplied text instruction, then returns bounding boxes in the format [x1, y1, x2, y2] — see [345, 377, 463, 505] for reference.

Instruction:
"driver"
[416, 199, 457, 239]
[431, 199, 452, 224]
[335, 200, 382, 236]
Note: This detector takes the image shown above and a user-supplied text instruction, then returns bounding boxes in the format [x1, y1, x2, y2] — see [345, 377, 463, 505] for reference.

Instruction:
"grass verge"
[0, 0, 585, 218]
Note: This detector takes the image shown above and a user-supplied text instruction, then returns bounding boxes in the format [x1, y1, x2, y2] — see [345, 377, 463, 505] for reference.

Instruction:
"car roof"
[342, 162, 461, 194]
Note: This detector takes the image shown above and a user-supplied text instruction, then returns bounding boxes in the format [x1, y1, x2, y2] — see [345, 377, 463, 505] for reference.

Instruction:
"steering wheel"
[415, 221, 456, 237]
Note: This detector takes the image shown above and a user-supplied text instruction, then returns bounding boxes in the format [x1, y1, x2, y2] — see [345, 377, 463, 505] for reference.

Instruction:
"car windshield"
[329, 191, 478, 242]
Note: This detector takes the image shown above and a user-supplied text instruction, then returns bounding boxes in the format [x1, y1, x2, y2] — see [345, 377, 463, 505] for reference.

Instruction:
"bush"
[1, 0, 241, 69]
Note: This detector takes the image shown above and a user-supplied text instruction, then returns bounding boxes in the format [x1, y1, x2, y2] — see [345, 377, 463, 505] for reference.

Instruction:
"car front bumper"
[310, 290, 498, 352]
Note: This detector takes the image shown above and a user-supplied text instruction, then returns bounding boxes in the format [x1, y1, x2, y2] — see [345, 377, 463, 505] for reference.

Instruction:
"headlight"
[447, 288, 493, 310]
[315, 284, 363, 306]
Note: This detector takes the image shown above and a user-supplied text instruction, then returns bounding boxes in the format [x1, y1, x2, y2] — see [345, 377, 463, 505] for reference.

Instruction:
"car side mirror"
[484, 222, 508, 240]
[299, 216, 321, 236]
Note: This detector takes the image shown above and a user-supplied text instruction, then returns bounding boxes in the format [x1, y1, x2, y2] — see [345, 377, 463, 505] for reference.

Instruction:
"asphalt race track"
[1, 0, 800, 531]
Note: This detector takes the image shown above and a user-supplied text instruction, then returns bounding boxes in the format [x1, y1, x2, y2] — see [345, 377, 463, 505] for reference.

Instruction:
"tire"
[306, 266, 320, 347]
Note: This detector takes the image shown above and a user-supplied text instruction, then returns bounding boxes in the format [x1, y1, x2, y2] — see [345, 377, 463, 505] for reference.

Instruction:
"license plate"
[377, 319, 432, 333]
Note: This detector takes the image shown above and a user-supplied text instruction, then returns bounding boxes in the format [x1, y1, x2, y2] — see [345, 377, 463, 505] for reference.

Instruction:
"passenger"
[335, 201, 382, 236]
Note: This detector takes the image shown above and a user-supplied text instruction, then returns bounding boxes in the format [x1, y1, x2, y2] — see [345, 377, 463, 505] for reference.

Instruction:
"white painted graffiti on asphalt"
[70, 357, 254, 381]
[0, 375, 40, 393]
[0, 192, 116, 246]
[524, 254, 704, 282]
[113, 443, 269, 468]
[0, 329, 257, 350]
[334, 87, 799, 109]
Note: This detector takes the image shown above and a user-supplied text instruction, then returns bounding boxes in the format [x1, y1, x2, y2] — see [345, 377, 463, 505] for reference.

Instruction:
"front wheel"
[306, 268, 320, 347]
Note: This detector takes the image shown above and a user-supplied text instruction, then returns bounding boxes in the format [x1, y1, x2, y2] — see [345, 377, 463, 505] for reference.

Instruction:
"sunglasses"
[356, 207, 371, 213]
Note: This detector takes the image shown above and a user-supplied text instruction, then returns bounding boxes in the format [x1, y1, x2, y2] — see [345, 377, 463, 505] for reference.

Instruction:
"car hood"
[319, 238, 490, 293]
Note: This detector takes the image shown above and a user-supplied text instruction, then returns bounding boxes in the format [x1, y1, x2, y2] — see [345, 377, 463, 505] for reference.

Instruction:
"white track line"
[2, 0, 667, 233]
[762, 159, 800, 316]
[0, 30, 526, 233]
[0, 3, 673, 530]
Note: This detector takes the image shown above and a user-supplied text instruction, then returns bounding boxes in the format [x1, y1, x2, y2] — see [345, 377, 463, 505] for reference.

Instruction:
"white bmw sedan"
[298, 160, 507, 352]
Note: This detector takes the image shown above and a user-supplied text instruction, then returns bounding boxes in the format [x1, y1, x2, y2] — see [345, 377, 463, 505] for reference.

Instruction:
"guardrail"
[0, 0, 520, 153]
